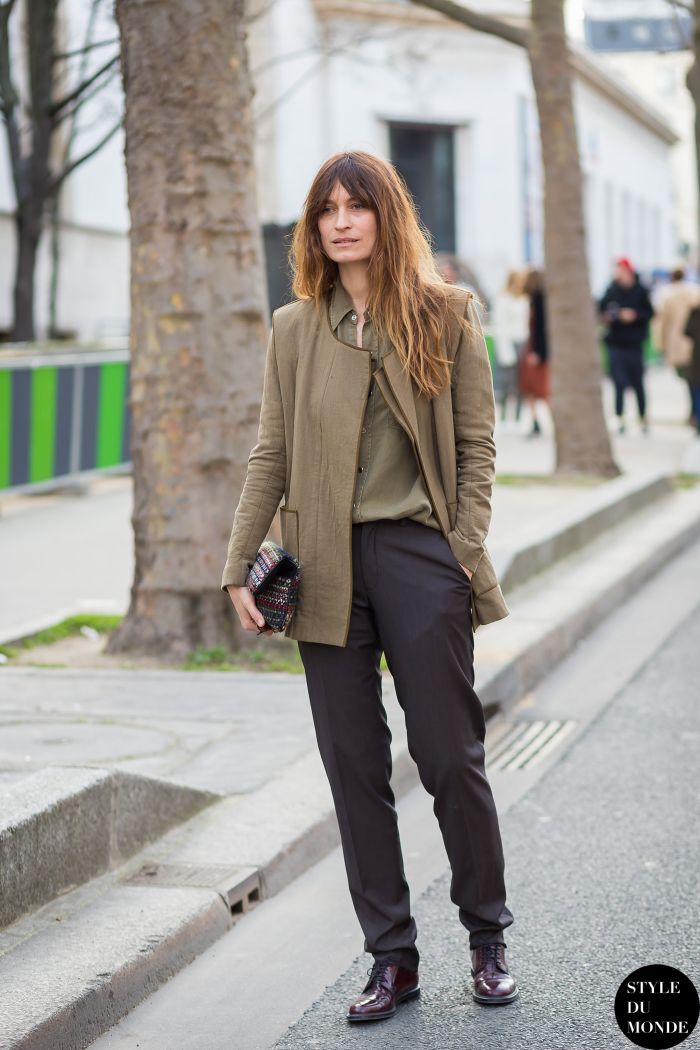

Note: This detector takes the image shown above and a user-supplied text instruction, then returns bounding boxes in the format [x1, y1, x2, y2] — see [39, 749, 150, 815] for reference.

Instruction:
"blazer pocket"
[279, 506, 300, 561]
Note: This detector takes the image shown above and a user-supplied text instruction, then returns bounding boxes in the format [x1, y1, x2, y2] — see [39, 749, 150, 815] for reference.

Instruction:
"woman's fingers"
[227, 585, 270, 633]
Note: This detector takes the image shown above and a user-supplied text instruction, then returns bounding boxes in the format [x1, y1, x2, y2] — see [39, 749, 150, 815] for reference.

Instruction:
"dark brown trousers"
[297, 517, 514, 971]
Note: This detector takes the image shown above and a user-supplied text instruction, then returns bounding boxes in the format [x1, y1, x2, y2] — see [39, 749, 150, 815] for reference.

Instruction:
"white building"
[0, 0, 679, 340]
[574, 0, 695, 267]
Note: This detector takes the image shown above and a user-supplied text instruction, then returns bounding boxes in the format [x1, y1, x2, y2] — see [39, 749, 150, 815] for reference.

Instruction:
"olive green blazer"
[221, 285, 510, 647]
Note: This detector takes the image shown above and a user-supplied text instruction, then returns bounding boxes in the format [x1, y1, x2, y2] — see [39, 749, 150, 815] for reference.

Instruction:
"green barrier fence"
[0, 347, 130, 493]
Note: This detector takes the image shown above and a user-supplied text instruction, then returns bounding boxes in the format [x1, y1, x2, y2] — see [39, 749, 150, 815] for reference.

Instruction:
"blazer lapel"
[381, 350, 420, 444]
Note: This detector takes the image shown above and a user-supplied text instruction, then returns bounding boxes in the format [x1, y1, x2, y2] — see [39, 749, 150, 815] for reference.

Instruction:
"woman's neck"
[337, 262, 370, 316]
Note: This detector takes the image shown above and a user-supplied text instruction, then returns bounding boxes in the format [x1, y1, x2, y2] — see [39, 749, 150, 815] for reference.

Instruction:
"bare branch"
[46, 117, 122, 196]
[50, 52, 119, 116]
[0, 0, 20, 189]
[52, 63, 119, 127]
[53, 37, 119, 63]
[246, 0, 281, 24]
[408, 0, 529, 49]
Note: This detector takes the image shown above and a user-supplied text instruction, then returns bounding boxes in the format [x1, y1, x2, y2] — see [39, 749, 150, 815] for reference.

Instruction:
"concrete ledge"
[0, 886, 230, 1050]
[492, 469, 675, 592]
[0, 767, 220, 928]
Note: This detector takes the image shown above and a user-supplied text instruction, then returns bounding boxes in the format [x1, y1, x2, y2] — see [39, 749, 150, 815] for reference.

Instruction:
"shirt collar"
[329, 279, 370, 331]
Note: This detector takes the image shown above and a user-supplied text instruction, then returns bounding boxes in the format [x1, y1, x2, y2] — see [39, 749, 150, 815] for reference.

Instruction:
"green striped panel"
[29, 367, 57, 482]
[0, 371, 10, 488]
[97, 362, 127, 467]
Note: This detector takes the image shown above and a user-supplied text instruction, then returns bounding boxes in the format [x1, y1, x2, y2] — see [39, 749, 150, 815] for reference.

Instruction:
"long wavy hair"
[289, 150, 480, 400]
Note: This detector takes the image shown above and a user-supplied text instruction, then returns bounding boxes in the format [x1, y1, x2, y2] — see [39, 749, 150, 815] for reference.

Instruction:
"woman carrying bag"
[222, 150, 517, 1022]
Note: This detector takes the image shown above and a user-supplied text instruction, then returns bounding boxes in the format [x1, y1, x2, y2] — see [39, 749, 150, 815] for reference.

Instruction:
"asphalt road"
[271, 603, 700, 1050]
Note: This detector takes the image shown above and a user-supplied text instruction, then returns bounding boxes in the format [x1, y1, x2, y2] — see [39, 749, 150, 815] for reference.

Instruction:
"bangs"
[311, 158, 378, 217]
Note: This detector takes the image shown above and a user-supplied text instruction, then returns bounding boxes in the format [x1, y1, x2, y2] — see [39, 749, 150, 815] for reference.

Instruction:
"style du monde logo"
[615, 965, 699, 1049]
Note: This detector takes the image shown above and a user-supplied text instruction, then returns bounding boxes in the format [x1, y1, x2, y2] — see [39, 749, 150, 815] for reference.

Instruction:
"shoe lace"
[364, 959, 394, 990]
[475, 943, 506, 972]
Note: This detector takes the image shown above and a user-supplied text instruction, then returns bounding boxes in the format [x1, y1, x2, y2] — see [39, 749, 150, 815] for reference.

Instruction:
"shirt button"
[351, 312, 357, 322]
[358, 466, 363, 473]
[362, 427, 366, 434]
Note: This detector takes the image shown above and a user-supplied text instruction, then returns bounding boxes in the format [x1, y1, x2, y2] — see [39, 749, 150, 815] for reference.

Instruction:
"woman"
[221, 150, 517, 1022]
[492, 268, 529, 424]
[519, 266, 550, 438]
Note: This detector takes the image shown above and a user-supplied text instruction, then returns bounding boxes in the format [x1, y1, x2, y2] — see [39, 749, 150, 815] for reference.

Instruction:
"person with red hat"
[598, 258, 655, 435]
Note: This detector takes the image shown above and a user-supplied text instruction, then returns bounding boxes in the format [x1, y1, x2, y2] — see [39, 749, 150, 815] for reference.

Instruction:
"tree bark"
[109, 0, 269, 660]
[685, 1, 700, 266]
[410, 0, 620, 477]
[13, 210, 42, 341]
[530, 0, 618, 476]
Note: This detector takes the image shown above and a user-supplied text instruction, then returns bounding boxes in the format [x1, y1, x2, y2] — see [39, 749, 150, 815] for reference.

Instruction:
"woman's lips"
[333, 239, 358, 245]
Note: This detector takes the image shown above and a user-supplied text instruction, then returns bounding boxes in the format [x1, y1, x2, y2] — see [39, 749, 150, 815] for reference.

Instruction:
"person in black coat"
[682, 305, 700, 435]
[598, 257, 654, 435]
[519, 267, 550, 438]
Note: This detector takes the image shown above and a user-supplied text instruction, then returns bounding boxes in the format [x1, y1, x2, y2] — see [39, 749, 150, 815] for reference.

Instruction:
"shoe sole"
[472, 987, 520, 1005]
[346, 984, 420, 1022]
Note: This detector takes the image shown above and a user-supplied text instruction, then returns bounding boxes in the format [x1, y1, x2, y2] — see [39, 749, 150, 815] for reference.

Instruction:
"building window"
[388, 122, 456, 253]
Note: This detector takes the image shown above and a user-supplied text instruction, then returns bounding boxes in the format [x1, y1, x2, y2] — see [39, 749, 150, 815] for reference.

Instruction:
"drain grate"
[123, 862, 260, 914]
[486, 719, 578, 771]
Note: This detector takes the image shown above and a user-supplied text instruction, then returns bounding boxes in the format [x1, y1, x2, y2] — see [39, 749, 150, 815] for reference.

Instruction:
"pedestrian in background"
[653, 266, 700, 428]
[598, 257, 654, 435]
[519, 266, 550, 438]
[222, 149, 517, 1024]
[682, 303, 700, 436]
[492, 268, 528, 425]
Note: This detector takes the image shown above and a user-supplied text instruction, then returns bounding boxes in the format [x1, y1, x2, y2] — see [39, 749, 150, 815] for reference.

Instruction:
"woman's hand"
[226, 584, 273, 635]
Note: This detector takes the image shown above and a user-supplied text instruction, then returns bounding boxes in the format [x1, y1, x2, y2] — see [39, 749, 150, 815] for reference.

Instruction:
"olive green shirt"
[329, 280, 441, 532]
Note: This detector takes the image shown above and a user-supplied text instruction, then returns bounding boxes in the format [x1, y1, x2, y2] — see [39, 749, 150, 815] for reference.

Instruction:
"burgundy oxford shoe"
[347, 960, 420, 1022]
[470, 943, 519, 1005]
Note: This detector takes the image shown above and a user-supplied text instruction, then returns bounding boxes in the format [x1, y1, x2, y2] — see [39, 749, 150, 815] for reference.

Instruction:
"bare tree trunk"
[410, 0, 620, 477]
[13, 209, 42, 341]
[686, 1, 700, 264]
[109, 0, 269, 661]
[529, 0, 618, 476]
[1, 0, 122, 340]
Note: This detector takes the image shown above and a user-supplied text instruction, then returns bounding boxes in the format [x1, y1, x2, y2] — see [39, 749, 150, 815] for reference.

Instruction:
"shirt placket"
[352, 309, 379, 517]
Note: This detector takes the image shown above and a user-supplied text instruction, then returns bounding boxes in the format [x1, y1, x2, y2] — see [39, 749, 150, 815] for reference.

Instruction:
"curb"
[492, 469, 674, 592]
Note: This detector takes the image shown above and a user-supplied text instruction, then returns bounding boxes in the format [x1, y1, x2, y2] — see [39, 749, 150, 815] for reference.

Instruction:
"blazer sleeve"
[220, 315, 287, 591]
[446, 294, 497, 576]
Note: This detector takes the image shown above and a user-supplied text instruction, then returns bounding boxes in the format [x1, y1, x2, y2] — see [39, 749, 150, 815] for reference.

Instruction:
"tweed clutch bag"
[245, 539, 301, 634]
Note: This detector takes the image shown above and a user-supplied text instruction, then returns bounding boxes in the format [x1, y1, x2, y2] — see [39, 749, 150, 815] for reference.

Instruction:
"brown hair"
[289, 150, 480, 399]
[522, 266, 545, 296]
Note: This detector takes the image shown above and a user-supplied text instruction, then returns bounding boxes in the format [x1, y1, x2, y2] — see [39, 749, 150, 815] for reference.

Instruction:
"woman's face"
[317, 181, 377, 266]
